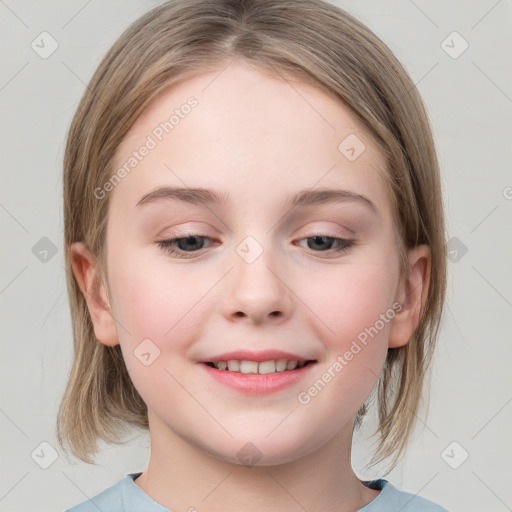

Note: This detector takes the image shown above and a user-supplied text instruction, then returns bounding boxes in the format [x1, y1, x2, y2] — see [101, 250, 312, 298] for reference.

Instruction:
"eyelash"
[156, 232, 355, 259]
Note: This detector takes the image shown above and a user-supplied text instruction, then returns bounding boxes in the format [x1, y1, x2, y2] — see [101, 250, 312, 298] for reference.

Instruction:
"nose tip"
[222, 250, 292, 325]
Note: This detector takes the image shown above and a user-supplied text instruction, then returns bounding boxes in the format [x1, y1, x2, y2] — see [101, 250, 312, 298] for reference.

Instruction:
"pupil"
[310, 236, 332, 251]
[178, 236, 202, 251]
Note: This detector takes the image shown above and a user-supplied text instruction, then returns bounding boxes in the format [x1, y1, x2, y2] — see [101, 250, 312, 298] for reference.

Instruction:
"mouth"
[203, 359, 317, 374]
[199, 358, 317, 394]
[204, 359, 316, 375]
[197, 350, 318, 394]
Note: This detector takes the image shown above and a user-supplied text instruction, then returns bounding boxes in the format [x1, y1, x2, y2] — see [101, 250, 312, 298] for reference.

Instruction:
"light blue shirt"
[65, 472, 449, 511]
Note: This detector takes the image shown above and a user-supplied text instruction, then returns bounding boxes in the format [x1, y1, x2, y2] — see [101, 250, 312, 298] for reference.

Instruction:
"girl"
[58, 1, 448, 510]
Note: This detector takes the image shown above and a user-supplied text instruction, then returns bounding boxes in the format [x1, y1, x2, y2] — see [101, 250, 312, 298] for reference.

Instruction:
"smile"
[205, 359, 315, 374]
[199, 359, 317, 395]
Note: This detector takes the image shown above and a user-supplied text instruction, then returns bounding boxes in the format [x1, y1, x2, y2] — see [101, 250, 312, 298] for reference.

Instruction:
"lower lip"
[198, 362, 316, 395]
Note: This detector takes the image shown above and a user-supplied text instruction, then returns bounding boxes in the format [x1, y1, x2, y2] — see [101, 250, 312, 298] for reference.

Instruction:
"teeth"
[239, 360, 258, 374]
[210, 359, 311, 374]
[258, 360, 275, 374]
[275, 359, 287, 372]
[227, 360, 240, 371]
[286, 360, 298, 370]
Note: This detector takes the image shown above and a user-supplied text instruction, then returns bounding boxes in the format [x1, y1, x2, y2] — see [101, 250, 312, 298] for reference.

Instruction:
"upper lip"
[199, 350, 316, 364]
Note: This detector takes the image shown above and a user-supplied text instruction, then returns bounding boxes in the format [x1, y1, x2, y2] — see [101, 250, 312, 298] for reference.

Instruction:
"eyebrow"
[135, 185, 378, 215]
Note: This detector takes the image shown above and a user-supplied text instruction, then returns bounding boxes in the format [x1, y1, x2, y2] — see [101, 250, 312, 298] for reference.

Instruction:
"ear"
[69, 242, 119, 347]
[388, 245, 431, 349]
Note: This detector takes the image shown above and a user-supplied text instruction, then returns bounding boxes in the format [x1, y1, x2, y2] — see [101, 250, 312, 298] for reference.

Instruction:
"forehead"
[109, 60, 391, 218]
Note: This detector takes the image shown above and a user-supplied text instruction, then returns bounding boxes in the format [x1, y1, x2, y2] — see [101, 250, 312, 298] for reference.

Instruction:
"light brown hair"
[57, 0, 447, 471]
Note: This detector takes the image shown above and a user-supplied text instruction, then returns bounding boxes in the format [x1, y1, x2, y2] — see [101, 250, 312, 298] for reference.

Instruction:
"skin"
[71, 59, 430, 512]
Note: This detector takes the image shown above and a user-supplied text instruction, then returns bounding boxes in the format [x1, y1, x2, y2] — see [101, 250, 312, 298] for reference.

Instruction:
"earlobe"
[69, 242, 119, 347]
[388, 245, 431, 349]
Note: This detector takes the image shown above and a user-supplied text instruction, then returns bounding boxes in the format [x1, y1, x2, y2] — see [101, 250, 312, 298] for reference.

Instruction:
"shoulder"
[360, 479, 450, 512]
[64, 472, 170, 512]
[64, 476, 124, 512]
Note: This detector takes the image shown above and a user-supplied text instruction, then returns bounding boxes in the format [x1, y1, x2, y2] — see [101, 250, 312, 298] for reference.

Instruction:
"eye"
[156, 233, 215, 258]
[296, 235, 354, 254]
[156, 233, 355, 259]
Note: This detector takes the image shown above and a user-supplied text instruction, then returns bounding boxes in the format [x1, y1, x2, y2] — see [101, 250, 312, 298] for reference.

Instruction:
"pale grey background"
[1, 1, 511, 511]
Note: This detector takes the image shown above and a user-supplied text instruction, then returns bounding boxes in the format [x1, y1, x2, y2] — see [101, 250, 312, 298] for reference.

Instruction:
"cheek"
[109, 259, 206, 339]
[106, 247, 222, 370]
[297, 258, 398, 363]
[106, 256, 212, 407]
[291, 261, 398, 426]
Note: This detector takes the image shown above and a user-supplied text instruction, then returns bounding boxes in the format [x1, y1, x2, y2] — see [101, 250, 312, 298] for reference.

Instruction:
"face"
[93, 60, 407, 465]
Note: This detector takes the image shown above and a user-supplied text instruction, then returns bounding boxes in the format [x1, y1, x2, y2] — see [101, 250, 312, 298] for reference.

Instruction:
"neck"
[134, 412, 380, 512]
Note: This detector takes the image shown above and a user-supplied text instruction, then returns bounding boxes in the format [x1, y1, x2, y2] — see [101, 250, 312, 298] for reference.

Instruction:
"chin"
[200, 430, 317, 468]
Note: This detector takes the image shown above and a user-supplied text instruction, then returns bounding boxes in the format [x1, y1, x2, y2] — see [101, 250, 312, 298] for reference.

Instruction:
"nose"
[221, 241, 293, 325]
